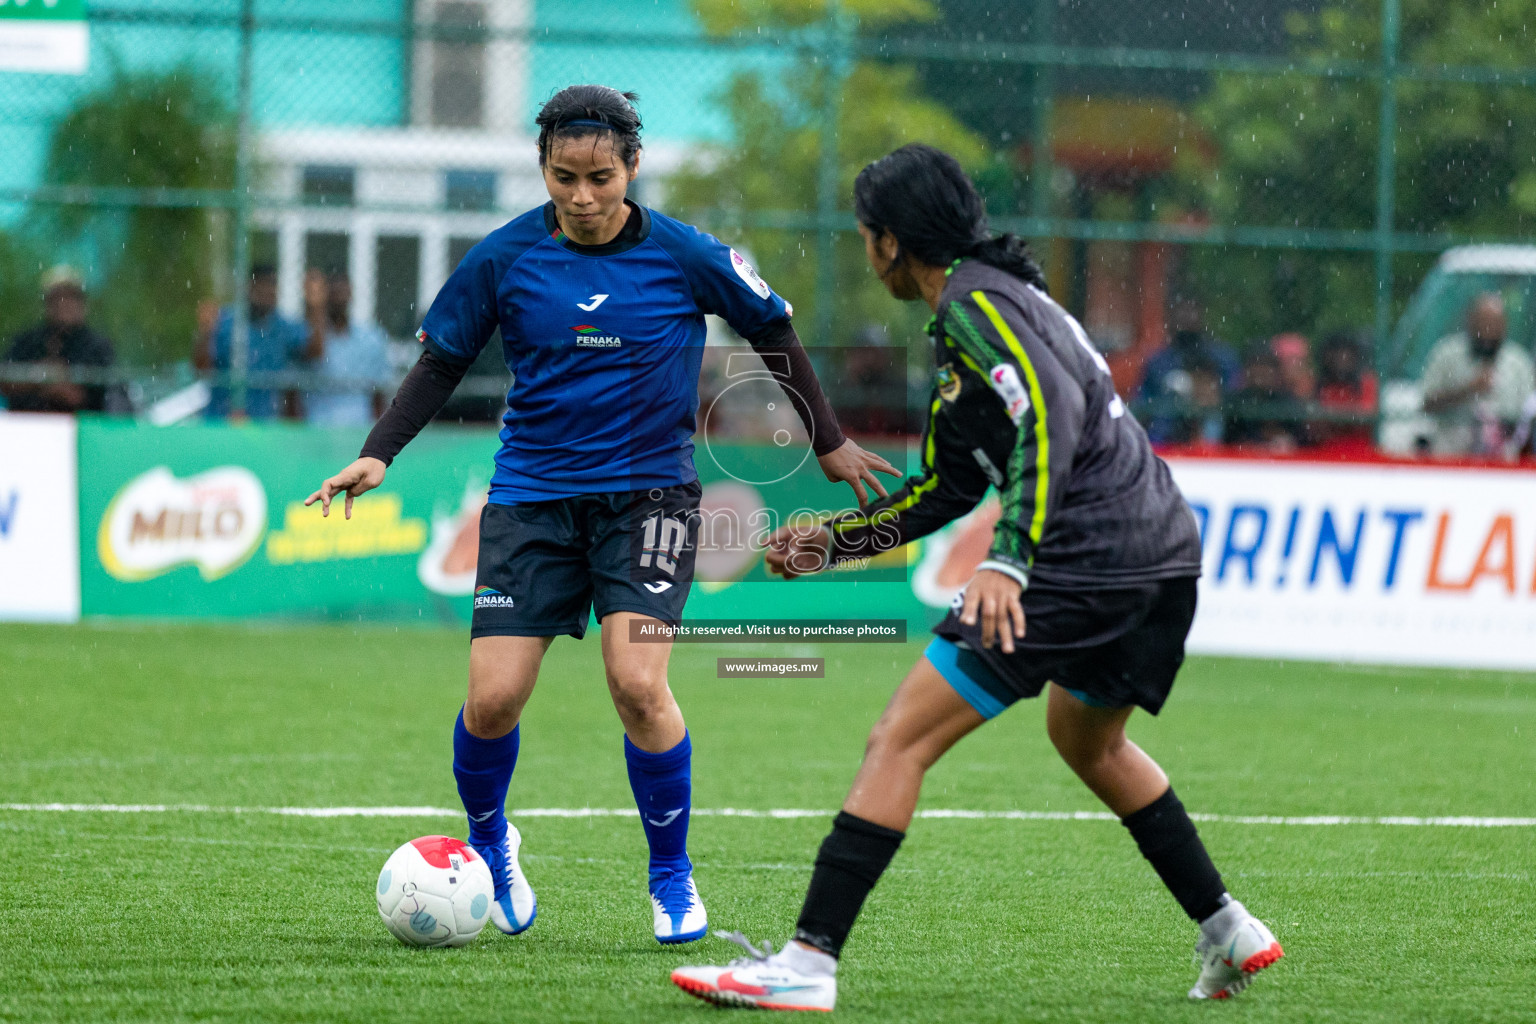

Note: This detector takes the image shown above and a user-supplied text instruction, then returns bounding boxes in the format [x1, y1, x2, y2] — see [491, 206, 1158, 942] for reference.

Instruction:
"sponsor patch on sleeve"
[988, 363, 1031, 424]
[415, 328, 431, 345]
[729, 249, 773, 301]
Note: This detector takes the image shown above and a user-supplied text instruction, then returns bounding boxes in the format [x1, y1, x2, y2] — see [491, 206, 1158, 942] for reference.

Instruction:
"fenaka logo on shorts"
[570, 324, 622, 349]
[474, 586, 515, 608]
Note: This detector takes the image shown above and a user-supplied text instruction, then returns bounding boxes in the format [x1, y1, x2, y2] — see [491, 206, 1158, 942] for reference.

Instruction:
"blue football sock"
[452, 709, 519, 849]
[624, 731, 693, 884]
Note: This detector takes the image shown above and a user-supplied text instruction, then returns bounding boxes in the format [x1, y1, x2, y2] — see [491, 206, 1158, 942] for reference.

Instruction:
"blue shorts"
[924, 637, 1114, 719]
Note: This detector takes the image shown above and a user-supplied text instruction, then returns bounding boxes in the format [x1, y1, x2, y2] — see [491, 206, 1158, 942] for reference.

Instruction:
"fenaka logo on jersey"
[729, 249, 773, 301]
[570, 324, 622, 349]
[988, 364, 1031, 424]
[474, 586, 515, 608]
[98, 466, 268, 581]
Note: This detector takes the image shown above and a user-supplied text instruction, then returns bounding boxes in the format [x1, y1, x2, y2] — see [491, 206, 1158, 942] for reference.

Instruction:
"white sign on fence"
[1169, 458, 1536, 671]
[0, 0, 88, 75]
[0, 413, 80, 622]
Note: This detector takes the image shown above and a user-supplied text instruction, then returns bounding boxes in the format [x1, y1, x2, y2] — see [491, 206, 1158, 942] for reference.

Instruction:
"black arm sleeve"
[742, 319, 847, 456]
[358, 348, 472, 466]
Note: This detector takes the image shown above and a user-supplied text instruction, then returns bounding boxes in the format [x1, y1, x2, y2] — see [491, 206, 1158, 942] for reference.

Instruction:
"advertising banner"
[76, 420, 916, 625]
[0, 412, 80, 622]
[1169, 458, 1536, 670]
[75, 422, 1536, 670]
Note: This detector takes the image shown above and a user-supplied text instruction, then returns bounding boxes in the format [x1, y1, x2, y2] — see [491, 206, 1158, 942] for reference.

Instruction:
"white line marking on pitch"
[1, 804, 1533, 827]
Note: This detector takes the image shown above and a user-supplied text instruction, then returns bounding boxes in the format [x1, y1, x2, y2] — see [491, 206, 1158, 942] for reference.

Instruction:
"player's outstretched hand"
[305, 456, 387, 520]
[764, 524, 832, 580]
[959, 568, 1026, 654]
[817, 439, 900, 507]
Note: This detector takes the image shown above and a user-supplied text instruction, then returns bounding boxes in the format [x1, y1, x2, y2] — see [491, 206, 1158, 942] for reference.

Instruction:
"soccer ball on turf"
[376, 835, 494, 948]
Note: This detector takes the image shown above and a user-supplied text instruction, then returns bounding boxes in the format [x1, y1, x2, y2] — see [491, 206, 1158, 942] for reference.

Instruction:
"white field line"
[2, 803, 1534, 827]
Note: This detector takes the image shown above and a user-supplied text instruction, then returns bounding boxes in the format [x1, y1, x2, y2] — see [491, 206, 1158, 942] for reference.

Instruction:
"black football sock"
[792, 811, 905, 958]
[1121, 787, 1230, 923]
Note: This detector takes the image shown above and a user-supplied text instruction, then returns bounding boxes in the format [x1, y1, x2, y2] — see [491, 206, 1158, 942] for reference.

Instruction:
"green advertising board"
[77, 419, 961, 629]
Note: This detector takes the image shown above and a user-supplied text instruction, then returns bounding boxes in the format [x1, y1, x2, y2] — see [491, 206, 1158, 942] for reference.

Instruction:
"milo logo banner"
[76, 421, 917, 624]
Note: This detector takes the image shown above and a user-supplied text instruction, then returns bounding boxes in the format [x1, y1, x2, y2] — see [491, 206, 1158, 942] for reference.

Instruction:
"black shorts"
[470, 480, 701, 640]
[931, 575, 1199, 715]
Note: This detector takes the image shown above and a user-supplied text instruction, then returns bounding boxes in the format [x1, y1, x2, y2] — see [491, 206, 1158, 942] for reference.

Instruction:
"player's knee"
[463, 689, 521, 737]
[864, 714, 932, 770]
[607, 669, 672, 724]
[1049, 718, 1123, 777]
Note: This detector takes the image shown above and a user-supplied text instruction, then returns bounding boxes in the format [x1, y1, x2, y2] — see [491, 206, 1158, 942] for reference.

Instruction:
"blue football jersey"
[418, 202, 791, 503]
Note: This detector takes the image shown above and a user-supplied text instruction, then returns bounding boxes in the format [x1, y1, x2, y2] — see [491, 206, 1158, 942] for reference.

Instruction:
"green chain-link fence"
[1, 0, 1533, 443]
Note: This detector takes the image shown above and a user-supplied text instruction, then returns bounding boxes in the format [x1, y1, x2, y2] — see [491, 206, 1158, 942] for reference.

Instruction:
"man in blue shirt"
[195, 264, 307, 420]
[304, 272, 393, 427]
[306, 85, 896, 948]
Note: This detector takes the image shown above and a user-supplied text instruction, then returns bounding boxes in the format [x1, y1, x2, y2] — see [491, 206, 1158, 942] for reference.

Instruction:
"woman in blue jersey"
[306, 85, 896, 945]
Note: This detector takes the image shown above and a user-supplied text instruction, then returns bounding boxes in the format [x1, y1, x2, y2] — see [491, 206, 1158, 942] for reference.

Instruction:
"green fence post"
[230, 0, 255, 417]
[1030, 0, 1056, 225]
[814, 1, 852, 349]
[1373, 0, 1401, 356]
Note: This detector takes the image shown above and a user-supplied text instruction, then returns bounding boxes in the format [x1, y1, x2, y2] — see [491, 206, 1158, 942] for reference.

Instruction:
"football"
[376, 836, 495, 948]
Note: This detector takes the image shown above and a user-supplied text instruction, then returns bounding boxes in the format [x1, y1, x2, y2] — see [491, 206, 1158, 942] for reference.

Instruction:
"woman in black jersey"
[671, 144, 1283, 1010]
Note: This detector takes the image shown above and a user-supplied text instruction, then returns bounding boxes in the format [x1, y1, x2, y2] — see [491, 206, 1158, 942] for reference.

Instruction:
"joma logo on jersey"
[571, 324, 622, 348]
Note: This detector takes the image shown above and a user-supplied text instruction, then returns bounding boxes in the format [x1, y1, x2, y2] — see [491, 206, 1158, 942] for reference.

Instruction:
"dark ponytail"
[853, 143, 1047, 292]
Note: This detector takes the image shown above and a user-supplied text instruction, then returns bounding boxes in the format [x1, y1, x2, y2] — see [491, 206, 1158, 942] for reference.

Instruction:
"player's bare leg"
[602, 611, 704, 942]
[1047, 684, 1283, 999]
[673, 656, 982, 1010]
[458, 634, 552, 935]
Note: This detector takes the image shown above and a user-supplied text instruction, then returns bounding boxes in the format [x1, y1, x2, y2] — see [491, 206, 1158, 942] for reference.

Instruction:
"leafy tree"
[43, 65, 235, 366]
[1172, 0, 1536, 347]
[668, 0, 991, 351]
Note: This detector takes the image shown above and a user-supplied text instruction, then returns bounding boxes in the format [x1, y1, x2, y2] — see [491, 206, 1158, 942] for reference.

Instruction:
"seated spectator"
[1270, 332, 1316, 400]
[195, 263, 307, 421]
[1, 266, 119, 414]
[1135, 297, 1242, 443]
[1226, 349, 1307, 453]
[1420, 292, 1535, 456]
[1314, 330, 1379, 452]
[303, 271, 391, 427]
[1159, 352, 1225, 447]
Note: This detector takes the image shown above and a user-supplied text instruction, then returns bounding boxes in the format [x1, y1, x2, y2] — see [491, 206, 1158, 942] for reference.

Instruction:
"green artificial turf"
[2, 622, 1533, 1023]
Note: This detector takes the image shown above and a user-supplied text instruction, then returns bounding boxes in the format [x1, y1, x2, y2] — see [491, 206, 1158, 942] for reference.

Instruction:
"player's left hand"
[959, 568, 1026, 654]
[817, 439, 900, 507]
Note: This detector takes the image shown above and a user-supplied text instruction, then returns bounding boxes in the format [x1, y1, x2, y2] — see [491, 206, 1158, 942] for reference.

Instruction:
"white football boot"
[651, 872, 708, 944]
[1188, 902, 1284, 1000]
[672, 932, 837, 1012]
[472, 821, 537, 935]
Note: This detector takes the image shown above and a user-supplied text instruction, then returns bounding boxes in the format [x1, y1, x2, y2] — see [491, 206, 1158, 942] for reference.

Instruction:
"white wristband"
[975, 559, 1029, 590]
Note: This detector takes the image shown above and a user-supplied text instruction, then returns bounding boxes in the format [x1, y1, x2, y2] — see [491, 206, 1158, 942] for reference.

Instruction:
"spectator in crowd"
[1270, 332, 1316, 401]
[195, 263, 307, 421]
[1226, 348, 1307, 452]
[1313, 330, 1379, 453]
[1158, 352, 1226, 447]
[834, 325, 907, 436]
[1, 265, 120, 414]
[303, 270, 391, 426]
[1420, 292, 1535, 456]
[1135, 297, 1242, 443]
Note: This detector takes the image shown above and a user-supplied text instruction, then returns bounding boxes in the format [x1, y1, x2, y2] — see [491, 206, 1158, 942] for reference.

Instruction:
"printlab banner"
[0, 413, 80, 622]
[1169, 458, 1536, 670]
